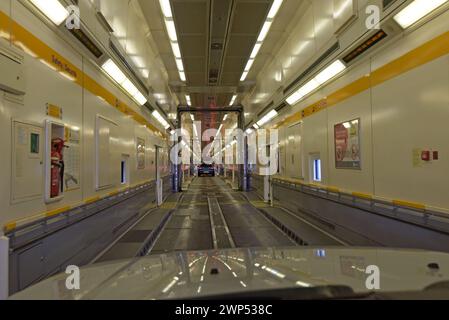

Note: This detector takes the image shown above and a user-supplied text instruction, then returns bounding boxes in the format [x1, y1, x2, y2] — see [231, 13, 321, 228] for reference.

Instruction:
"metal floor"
[95, 177, 343, 264]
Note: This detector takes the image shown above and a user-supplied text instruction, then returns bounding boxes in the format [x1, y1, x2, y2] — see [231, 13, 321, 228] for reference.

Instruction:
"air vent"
[69, 28, 103, 58]
[211, 43, 223, 50]
[109, 40, 148, 94]
[283, 42, 340, 95]
[258, 101, 274, 117]
[343, 30, 388, 64]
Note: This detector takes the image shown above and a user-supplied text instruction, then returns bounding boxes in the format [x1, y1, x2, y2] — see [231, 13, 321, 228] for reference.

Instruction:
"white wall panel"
[372, 56, 449, 208]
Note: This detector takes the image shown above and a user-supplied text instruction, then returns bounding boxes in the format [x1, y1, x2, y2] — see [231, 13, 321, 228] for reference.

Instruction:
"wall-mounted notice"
[334, 118, 361, 169]
[64, 126, 81, 191]
[137, 138, 145, 170]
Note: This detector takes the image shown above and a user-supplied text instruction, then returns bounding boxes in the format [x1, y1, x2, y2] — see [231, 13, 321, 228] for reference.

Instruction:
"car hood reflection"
[10, 247, 449, 300]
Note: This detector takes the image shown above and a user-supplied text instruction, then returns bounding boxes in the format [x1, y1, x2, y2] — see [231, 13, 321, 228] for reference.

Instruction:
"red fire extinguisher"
[50, 138, 66, 198]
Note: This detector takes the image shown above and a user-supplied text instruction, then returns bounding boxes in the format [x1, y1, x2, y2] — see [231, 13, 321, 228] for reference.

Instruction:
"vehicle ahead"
[198, 163, 215, 177]
[10, 247, 449, 300]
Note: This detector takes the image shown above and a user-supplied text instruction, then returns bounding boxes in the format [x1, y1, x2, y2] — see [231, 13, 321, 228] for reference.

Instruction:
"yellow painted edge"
[108, 190, 119, 197]
[393, 200, 426, 210]
[85, 196, 100, 205]
[280, 30, 449, 128]
[327, 186, 340, 193]
[46, 206, 72, 218]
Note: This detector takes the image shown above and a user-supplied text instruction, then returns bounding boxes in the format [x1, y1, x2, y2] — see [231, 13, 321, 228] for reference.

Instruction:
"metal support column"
[238, 110, 248, 192]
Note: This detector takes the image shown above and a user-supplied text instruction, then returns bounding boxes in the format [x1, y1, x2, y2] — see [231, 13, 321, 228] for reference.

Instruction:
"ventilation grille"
[109, 40, 148, 94]
[283, 42, 340, 95]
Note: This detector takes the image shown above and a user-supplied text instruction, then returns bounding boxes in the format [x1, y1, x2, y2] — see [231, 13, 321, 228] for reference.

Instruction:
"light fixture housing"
[101, 59, 147, 105]
[393, 0, 448, 29]
[267, 0, 284, 19]
[229, 95, 237, 106]
[29, 0, 69, 26]
[152, 110, 170, 129]
[165, 19, 178, 42]
[257, 21, 273, 42]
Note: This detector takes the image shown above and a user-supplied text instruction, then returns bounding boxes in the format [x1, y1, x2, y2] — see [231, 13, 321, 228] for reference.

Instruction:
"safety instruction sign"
[334, 118, 361, 169]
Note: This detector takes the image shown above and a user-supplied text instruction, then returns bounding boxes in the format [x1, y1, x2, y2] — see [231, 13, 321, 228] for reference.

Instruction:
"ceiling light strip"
[101, 59, 148, 106]
[286, 60, 346, 105]
[159, 0, 186, 82]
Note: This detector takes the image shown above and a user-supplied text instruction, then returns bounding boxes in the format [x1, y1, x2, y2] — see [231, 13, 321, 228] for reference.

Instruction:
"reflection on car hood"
[10, 247, 449, 300]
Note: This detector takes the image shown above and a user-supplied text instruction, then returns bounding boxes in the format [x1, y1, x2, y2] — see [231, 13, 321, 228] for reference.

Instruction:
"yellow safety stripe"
[393, 200, 426, 211]
[276, 30, 449, 128]
[46, 206, 72, 218]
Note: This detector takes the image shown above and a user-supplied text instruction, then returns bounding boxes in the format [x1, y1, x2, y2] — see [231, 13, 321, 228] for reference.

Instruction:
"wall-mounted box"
[0, 43, 25, 95]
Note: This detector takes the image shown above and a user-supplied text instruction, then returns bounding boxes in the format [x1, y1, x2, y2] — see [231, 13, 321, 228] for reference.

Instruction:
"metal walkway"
[95, 177, 344, 264]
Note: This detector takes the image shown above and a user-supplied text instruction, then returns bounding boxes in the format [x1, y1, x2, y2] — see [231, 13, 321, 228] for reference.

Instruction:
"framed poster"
[136, 138, 146, 170]
[334, 118, 361, 169]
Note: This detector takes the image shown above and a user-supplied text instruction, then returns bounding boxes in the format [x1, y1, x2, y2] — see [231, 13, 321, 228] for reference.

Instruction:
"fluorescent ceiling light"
[152, 110, 170, 129]
[122, 79, 138, 96]
[253, 123, 260, 129]
[268, 0, 284, 19]
[286, 91, 303, 106]
[246, 128, 253, 135]
[176, 59, 184, 71]
[286, 60, 346, 105]
[186, 95, 191, 106]
[394, 0, 448, 29]
[102, 59, 127, 84]
[240, 71, 249, 82]
[165, 19, 178, 42]
[257, 110, 278, 127]
[29, 0, 69, 26]
[229, 95, 237, 106]
[257, 21, 272, 42]
[314, 60, 346, 85]
[179, 71, 186, 81]
[133, 92, 147, 105]
[244, 59, 254, 72]
[250, 43, 262, 59]
[159, 0, 173, 18]
[171, 42, 181, 58]
[102, 59, 147, 106]
[223, 114, 228, 121]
